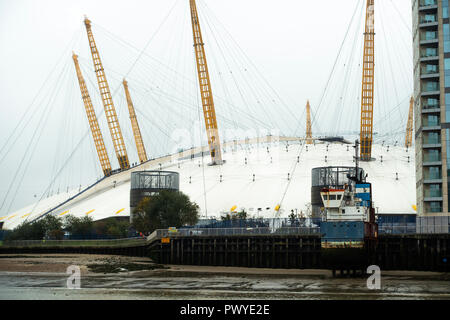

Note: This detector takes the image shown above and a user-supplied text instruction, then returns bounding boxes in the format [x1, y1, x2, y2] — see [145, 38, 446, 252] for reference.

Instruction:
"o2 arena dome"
[1, 136, 416, 230]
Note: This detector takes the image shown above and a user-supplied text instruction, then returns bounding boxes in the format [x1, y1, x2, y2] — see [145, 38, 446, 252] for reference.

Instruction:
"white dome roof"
[1, 136, 416, 230]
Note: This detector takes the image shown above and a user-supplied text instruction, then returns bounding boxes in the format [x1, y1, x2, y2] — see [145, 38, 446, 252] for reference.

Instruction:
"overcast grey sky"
[0, 0, 412, 216]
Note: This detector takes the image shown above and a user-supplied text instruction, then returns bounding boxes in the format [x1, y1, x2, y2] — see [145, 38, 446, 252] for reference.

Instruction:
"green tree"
[237, 210, 247, 220]
[132, 190, 199, 234]
[63, 215, 94, 236]
[221, 213, 232, 221]
[5, 214, 63, 240]
[42, 214, 64, 239]
[289, 211, 297, 225]
[93, 217, 130, 238]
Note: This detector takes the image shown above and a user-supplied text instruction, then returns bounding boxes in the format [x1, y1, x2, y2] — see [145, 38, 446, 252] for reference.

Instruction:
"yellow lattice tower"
[306, 100, 313, 144]
[72, 53, 112, 176]
[123, 79, 148, 164]
[405, 96, 414, 148]
[84, 17, 130, 170]
[189, 0, 223, 165]
[360, 0, 375, 161]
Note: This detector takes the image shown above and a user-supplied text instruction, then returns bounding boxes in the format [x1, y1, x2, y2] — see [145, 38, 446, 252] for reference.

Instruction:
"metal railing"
[2, 237, 146, 248]
[149, 227, 320, 240]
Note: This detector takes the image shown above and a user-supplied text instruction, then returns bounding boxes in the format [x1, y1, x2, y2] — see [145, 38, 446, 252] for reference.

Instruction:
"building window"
[421, 47, 438, 57]
[445, 58, 450, 70]
[421, 31, 438, 41]
[424, 149, 441, 162]
[443, 0, 449, 19]
[425, 184, 442, 197]
[424, 166, 442, 180]
[429, 201, 442, 212]
[422, 63, 438, 74]
[422, 114, 440, 126]
[420, 0, 437, 7]
[424, 131, 441, 144]
[423, 81, 439, 92]
[423, 97, 439, 109]
[421, 13, 437, 23]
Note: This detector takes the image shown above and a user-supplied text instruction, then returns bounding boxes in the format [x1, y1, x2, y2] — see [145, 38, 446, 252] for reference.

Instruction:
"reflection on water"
[1, 272, 450, 300]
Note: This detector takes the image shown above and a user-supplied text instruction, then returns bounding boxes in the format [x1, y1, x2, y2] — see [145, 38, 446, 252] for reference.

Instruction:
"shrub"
[132, 190, 199, 234]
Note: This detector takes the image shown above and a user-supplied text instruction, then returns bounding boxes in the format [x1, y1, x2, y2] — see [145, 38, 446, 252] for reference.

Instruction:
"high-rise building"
[413, 0, 450, 232]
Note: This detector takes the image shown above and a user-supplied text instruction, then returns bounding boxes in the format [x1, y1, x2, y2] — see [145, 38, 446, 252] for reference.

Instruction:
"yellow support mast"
[405, 96, 414, 148]
[360, 0, 375, 161]
[84, 17, 130, 170]
[306, 100, 313, 144]
[72, 53, 112, 176]
[189, 0, 223, 165]
[123, 79, 148, 164]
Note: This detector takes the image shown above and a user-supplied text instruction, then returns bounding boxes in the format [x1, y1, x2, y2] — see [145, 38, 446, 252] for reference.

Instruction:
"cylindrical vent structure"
[130, 171, 180, 222]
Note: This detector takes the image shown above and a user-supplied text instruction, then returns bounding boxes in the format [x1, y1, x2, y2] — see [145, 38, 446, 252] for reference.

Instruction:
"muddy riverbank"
[1, 254, 450, 300]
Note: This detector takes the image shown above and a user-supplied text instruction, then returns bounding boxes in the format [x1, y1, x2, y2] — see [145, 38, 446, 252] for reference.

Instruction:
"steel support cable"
[95, 23, 198, 90]
[205, 5, 296, 136]
[333, 7, 364, 137]
[0, 27, 82, 164]
[375, 20, 396, 145]
[99, 26, 264, 133]
[389, 0, 412, 34]
[199, 1, 301, 133]
[1, 57, 73, 215]
[113, 0, 179, 82]
[276, 0, 363, 213]
[300, 0, 363, 139]
[193, 57, 209, 218]
[16, 58, 75, 205]
[199, 3, 272, 136]
[374, 94, 411, 126]
[197, 6, 239, 133]
[315, 0, 364, 136]
[343, 12, 365, 136]
[93, 25, 272, 132]
[198, 3, 272, 154]
[200, 4, 277, 132]
[78, 44, 259, 134]
[384, 4, 414, 104]
[4, 58, 73, 211]
[376, 4, 412, 145]
[379, 5, 402, 128]
[50, 69, 77, 195]
[28, 125, 95, 220]
[383, 2, 413, 88]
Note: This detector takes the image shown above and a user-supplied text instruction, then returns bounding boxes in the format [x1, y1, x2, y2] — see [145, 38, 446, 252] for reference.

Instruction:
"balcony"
[421, 65, 438, 74]
[424, 201, 442, 213]
[419, 0, 438, 9]
[420, 14, 437, 24]
[421, 63, 439, 78]
[424, 187, 442, 198]
[422, 81, 439, 92]
[420, 47, 439, 61]
[422, 98, 439, 110]
[420, 31, 438, 42]
[423, 166, 442, 182]
[423, 150, 441, 163]
[423, 132, 440, 144]
[422, 114, 440, 127]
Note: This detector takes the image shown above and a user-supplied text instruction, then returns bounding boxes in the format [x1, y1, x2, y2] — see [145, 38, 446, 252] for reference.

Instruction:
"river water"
[1, 271, 450, 300]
